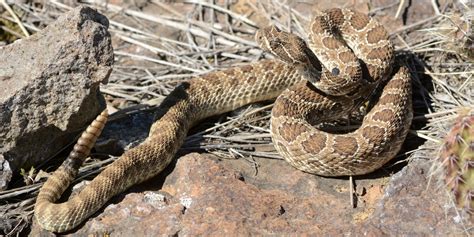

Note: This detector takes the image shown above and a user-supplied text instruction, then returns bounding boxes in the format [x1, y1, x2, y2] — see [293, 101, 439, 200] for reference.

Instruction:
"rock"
[358, 158, 464, 235]
[30, 152, 468, 236]
[0, 154, 12, 191]
[95, 106, 156, 156]
[0, 6, 113, 182]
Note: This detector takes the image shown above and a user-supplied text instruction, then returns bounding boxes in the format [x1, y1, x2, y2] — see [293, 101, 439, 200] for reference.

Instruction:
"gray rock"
[360, 158, 467, 235]
[0, 154, 12, 191]
[96, 106, 156, 156]
[0, 6, 113, 186]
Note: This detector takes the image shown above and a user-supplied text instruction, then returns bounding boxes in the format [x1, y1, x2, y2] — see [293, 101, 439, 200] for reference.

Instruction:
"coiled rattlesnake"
[35, 8, 413, 232]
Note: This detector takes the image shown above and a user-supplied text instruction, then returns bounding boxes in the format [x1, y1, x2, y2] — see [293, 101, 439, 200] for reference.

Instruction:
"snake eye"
[255, 32, 261, 40]
[331, 68, 340, 76]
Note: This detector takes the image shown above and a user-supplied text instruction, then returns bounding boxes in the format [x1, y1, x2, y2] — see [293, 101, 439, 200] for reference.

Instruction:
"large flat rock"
[31, 153, 466, 236]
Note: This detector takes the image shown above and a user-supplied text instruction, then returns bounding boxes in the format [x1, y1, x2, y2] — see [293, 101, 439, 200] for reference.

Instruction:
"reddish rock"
[31, 152, 469, 236]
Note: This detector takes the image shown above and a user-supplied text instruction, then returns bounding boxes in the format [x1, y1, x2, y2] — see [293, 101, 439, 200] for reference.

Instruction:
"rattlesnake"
[34, 8, 413, 232]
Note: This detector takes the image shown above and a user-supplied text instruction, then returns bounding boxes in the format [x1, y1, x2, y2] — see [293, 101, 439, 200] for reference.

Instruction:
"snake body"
[34, 8, 413, 232]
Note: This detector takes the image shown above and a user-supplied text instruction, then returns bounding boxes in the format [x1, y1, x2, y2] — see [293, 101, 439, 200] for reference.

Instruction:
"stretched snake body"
[35, 8, 413, 232]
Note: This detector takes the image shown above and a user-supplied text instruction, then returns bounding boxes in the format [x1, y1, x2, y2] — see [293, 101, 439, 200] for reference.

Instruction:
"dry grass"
[0, 0, 472, 236]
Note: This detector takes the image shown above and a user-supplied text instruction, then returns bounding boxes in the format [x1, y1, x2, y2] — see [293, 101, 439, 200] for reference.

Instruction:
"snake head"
[255, 25, 280, 48]
[255, 25, 311, 65]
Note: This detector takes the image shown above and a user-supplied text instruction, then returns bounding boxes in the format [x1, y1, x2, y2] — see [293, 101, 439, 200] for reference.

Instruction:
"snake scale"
[34, 8, 413, 232]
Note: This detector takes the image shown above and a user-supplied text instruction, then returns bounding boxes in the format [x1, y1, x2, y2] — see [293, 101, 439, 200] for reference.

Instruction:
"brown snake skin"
[34, 8, 413, 232]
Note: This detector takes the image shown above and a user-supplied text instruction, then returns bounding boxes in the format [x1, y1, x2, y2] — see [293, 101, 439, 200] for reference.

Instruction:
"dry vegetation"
[0, 0, 472, 236]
